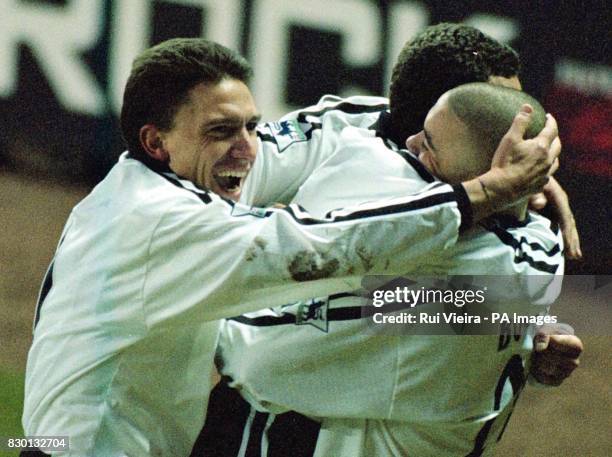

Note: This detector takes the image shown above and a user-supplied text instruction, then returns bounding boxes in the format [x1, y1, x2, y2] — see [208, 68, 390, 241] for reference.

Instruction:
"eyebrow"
[202, 113, 262, 130]
[423, 128, 437, 152]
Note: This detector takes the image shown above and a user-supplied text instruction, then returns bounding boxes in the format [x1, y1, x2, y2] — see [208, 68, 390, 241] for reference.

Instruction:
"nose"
[230, 127, 257, 159]
[405, 131, 423, 154]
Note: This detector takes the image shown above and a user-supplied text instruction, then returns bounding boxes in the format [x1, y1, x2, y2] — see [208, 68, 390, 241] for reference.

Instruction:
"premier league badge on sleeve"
[268, 120, 307, 152]
[230, 203, 271, 218]
[296, 298, 329, 332]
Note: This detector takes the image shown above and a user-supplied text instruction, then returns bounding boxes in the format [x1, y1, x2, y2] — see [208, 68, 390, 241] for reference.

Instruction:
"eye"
[246, 121, 258, 132]
[209, 125, 234, 137]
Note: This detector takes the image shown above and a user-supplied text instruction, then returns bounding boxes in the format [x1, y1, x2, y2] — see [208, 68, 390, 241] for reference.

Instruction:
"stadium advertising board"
[1, 0, 609, 270]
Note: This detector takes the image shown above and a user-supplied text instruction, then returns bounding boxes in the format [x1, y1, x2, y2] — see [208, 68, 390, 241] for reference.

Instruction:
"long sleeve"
[143, 179, 464, 326]
[242, 95, 389, 206]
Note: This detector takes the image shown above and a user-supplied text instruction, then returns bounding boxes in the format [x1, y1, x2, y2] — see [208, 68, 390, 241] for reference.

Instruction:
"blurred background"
[0, 0, 609, 456]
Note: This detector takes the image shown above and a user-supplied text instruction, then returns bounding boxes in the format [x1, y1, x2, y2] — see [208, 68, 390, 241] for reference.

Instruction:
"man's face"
[405, 75, 522, 184]
[160, 78, 260, 201]
[405, 93, 483, 184]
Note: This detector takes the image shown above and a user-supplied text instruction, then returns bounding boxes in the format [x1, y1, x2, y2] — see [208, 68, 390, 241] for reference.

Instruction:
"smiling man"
[206, 84, 572, 457]
[138, 78, 260, 199]
[119, 46, 262, 201]
[193, 24, 582, 457]
[411, 84, 545, 192]
[23, 37, 561, 457]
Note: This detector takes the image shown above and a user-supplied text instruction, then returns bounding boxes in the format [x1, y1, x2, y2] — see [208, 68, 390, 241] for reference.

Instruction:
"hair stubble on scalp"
[120, 38, 253, 161]
[446, 82, 547, 160]
[388, 22, 521, 142]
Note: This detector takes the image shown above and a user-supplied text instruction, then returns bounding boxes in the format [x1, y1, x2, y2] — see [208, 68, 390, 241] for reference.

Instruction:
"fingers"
[563, 226, 582, 260]
[487, 109, 561, 207]
[530, 330, 583, 386]
[550, 136, 562, 161]
[534, 351, 580, 375]
[543, 177, 582, 259]
[535, 175, 550, 191]
[534, 127, 560, 190]
[537, 137, 561, 180]
[543, 176, 565, 202]
[547, 334, 584, 358]
[548, 137, 562, 174]
[529, 192, 548, 210]
[528, 177, 582, 260]
[505, 104, 534, 143]
[531, 351, 580, 385]
[537, 113, 560, 149]
[534, 323, 575, 352]
[534, 332, 550, 351]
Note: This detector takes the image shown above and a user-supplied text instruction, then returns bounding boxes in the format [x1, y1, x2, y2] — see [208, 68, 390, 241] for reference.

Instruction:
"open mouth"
[213, 169, 249, 195]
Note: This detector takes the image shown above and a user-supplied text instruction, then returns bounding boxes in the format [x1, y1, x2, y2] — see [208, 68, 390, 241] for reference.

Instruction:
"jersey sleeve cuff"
[453, 184, 473, 233]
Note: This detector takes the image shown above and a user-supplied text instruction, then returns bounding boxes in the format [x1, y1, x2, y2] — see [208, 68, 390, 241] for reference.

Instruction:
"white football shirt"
[24, 139, 470, 456]
[219, 95, 564, 457]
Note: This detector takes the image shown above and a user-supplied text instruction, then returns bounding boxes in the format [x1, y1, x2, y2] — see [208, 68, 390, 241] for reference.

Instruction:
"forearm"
[461, 169, 510, 224]
[462, 166, 550, 225]
[144, 184, 466, 325]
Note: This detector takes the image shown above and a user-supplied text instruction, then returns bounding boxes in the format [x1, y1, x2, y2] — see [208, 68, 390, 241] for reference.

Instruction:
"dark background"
[0, 2, 609, 455]
[1, 0, 609, 273]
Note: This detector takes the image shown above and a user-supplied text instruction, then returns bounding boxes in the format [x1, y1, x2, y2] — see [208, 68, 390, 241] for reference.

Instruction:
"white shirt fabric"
[242, 94, 396, 208]
[23, 136, 470, 456]
[218, 95, 564, 457]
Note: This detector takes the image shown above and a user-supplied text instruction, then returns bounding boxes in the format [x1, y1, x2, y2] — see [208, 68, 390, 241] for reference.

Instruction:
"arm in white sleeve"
[242, 95, 389, 206]
[143, 180, 470, 326]
[216, 213, 564, 421]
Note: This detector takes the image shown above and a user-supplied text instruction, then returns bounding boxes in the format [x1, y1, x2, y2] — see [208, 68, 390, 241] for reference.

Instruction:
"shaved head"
[446, 82, 546, 160]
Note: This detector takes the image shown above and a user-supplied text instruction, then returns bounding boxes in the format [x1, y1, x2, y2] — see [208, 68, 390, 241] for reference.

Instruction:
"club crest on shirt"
[268, 120, 307, 152]
[230, 203, 270, 218]
[295, 298, 329, 332]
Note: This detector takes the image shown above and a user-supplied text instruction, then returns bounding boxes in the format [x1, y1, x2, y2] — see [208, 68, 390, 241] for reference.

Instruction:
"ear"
[139, 124, 169, 162]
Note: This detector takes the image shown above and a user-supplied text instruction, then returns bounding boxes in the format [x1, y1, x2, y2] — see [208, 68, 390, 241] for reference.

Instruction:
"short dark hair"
[120, 38, 252, 160]
[389, 23, 520, 141]
[447, 82, 546, 159]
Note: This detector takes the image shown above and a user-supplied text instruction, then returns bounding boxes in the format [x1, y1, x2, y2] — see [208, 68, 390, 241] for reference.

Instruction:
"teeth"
[215, 170, 248, 178]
